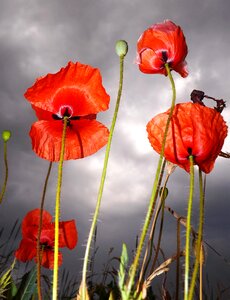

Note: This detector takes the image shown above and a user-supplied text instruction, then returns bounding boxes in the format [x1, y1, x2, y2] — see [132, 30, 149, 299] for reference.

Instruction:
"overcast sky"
[1, 0, 230, 295]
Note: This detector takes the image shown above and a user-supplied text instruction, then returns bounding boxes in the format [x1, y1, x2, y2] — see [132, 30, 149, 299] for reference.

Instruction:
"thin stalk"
[137, 159, 167, 289]
[175, 217, 182, 300]
[37, 162, 53, 300]
[126, 63, 176, 298]
[200, 173, 206, 300]
[188, 169, 205, 300]
[199, 248, 203, 300]
[52, 117, 68, 300]
[184, 156, 194, 300]
[149, 174, 170, 274]
[0, 142, 9, 203]
[81, 54, 126, 300]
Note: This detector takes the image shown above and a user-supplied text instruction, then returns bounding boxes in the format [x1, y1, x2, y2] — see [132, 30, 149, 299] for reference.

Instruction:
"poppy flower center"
[52, 105, 80, 123]
[161, 50, 168, 63]
[40, 241, 53, 251]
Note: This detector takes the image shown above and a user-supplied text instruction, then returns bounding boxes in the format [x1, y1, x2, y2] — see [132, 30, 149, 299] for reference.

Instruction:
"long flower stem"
[184, 156, 194, 300]
[0, 142, 9, 204]
[52, 117, 68, 300]
[176, 217, 182, 300]
[81, 54, 126, 300]
[188, 169, 204, 300]
[37, 162, 53, 300]
[126, 63, 176, 297]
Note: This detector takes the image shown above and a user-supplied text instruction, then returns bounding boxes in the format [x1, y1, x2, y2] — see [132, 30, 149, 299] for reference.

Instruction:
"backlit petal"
[22, 208, 52, 238]
[136, 20, 188, 77]
[25, 62, 110, 115]
[59, 220, 78, 249]
[147, 103, 228, 173]
[39, 250, 62, 269]
[15, 238, 36, 262]
[30, 119, 109, 161]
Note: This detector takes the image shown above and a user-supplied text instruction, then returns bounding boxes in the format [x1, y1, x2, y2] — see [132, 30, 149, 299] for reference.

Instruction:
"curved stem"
[188, 169, 205, 300]
[149, 174, 170, 274]
[81, 55, 126, 300]
[37, 162, 53, 300]
[0, 142, 9, 204]
[184, 156, 194, 300]
[52, 117, 68, 300]
[137, 159, 166, 289]
[126, 63, 176, 297]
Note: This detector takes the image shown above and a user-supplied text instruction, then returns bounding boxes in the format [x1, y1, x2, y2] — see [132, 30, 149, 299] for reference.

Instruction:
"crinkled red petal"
[59, 220, 78, 249]
[147, 103, 228, 174]
[37, 249, 62, 269]
[22, 209, 52, 238]
[138, 48, 166, 74]
[25, 62, 110, 115]
[30, 119, 109, 161]
[15, 238, 36, 262]
[136, 20, 188, 77]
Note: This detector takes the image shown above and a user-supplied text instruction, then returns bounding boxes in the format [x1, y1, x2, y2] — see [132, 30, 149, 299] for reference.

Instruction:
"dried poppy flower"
[25, 62, 110, 161]
[136, 20, 188, 77]
[15, 209, 78, 269]
[147, 103, 228, 173]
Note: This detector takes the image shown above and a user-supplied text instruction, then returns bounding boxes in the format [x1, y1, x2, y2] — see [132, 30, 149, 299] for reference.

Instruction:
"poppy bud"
[115, 40, 128, 57]
[2, 130, 11, 142]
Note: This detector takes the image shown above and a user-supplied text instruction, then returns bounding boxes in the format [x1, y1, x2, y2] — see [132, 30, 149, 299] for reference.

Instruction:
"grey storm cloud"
[0, 0, 230, 293]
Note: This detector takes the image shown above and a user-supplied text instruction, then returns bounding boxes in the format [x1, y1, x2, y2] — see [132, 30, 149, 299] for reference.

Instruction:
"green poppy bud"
[115, 40, 128, 57]
[2, 130, 11, 142]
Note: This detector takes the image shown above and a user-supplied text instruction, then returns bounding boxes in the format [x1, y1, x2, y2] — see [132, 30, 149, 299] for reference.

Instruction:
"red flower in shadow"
[25, 62, 110, 161]
[136, 20, 188, 77]
[15, 209, 78, 269]
[147, 103, 228, 173]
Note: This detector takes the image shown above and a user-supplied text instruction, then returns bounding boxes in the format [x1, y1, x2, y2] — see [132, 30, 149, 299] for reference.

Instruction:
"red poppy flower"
[136, 20, 188, 77]
[24, 62, 110, 161]
[147, 103, 228, 173]
[15, 209, 78, 269]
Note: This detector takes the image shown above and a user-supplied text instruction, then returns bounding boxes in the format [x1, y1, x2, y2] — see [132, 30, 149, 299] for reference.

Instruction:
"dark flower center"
[52, 106, 80, 125]
[187, 148, 193, 155]
[40, 241, 53, 251]
[162, 51, 168, 63]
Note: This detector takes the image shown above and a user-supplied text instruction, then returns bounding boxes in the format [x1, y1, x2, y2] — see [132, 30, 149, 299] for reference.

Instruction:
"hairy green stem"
[126, 63, 176, 297]
[81, 54, 126, 300]
[184, 156, 194, 300]
[188, 169, 204, 300]
[52, 117, 68, 300]
[0, 142, 9, 204]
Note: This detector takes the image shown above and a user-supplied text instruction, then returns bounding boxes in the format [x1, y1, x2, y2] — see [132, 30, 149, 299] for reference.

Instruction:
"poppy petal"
[25, 62, 110, 115]
[15, 238, 37, 262]
[22, 209, 52, 238]
[30, 119, 109, 161]
[147, 103, 227, 173]
[136, 20, 188, 77]
[59, 220, 78, 249]
[38, 250, 62, 269]
[138, 48, 166, 74]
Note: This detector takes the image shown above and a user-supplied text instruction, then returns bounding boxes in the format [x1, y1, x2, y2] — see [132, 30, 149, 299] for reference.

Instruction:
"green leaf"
[13, 267, 37, 300]
[118, 243, 129, 296]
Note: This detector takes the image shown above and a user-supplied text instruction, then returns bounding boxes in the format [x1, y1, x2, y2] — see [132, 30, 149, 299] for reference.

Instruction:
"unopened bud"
[115, 40, 128, 57]
[2, 130, 11, 142]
